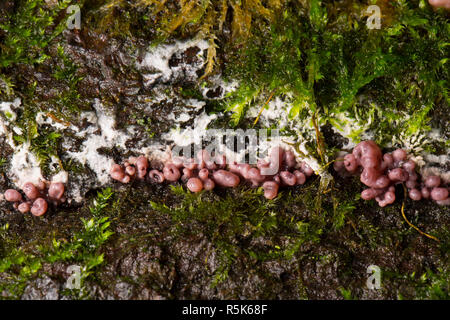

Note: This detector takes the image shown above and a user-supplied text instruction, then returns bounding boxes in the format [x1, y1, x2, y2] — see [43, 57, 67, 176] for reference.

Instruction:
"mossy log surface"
[0, 0, 448, 299]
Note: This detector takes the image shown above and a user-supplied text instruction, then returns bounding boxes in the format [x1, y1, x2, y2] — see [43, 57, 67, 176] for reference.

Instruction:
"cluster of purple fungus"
[3, 181, 66, 216]
[334, 141, 449, 207]
[110, 147, 315, 199]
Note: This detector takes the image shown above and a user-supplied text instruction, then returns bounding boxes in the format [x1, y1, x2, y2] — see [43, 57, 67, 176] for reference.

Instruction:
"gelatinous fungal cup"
[333, 140, 449, 207]
[3, 180, 67, 216]
[108, 143, 449, 204]
[110, 147, 315, 199]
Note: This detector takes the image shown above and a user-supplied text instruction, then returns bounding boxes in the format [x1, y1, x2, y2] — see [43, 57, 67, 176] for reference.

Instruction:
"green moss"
[0, 188, 115, 299]
[148, 179, 355, 287]
[52, 45, 84, 117]
[0, 0, 72, 69]
[219, 0, 448, 151]
[0, 157, 6, 172]
[414, 267, 450, 299]
[339, 287, 355, 300]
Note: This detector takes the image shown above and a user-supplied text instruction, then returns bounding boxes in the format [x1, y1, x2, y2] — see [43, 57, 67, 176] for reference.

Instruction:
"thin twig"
[46, 112, 71, 127]
[253, 89, 276, 127]
[401, 184, 439, 242]
[311, 111, 325, 164]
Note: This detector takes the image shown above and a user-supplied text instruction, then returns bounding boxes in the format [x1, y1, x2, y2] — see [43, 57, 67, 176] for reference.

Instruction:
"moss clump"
[51, 46, 84, 117]
[0, 188, 115, 299]
[149, 179, 358, 288]
[221, 0, 448, 152]
[83, 0, 284, 79]
[0, 0, 72, 70]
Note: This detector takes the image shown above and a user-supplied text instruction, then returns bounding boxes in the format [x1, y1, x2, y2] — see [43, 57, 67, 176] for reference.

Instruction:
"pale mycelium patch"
[35, 112, 78, 132]
[9, 142, 44, 189]
[0, 98, 23, 142]
[247, 96, 291, 129]
[166, 98, 207, 123]
[67, 99, 132, 185]
[201, 74, 239, 100]
[328, 107, 375, 150]
[0, 99, 42, 188]
[0, 98, 20, 122]
[135, 37, 237, 102]
[136, 38, 209, 87]
[0, 98, 71, 191]
[163, 110, 218, 147]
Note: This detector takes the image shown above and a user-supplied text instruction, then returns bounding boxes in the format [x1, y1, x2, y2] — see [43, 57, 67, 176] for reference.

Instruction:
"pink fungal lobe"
[212, 170, 240, 187]
[425, 176, 441, 188]
[4, 189, 22, 202]
[148, 170, 165, 183]
[163, 163, 181, 182]
[30, 198, 48, 216]
[431, 188, 449, 201]
[262, 181, 279, 200]
[48, 182, 65, 200]
[22, 182, 40, 200]
[136, 156, 149, 179]
[18, 202, 31, 213]
[187, 177, 203, 192]
[280, 171, 296, 186]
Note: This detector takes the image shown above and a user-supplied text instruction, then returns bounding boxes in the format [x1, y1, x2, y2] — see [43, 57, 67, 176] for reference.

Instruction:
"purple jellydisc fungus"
[198, 168, 210, 181]
[344, 154, 358, 172]
[213, 170, 240, 187]
[388, 168, 409, 182]
[18, 202, 31, 213]
[136, 156, 149, 179]
[48, 182, 65, 201]
[431, 188, 449, 201]
[149, 170, 165, 183]
[4, 189, 22, 202]
[425, 176, 441, 188]
[30, 198, 48, 216]
[163, 163, 181, 182]
[187, 177, 203, 192]
[22, 182, 40, 200]
[293, 170, 306, 185]
[110, 146, 314, 200]
[352, 140, 382, 169]
[125, 165, 136, 176]
[280, 171, 296, 186]
[110, 164, 130, 183]
[203, 178, 215, 191]
[334, 140, 449, 207]
[262, 181, 279, 200]
[408, 189, 422, 201]
[247, 168, 265, 185]
[283, 150, 296, 169]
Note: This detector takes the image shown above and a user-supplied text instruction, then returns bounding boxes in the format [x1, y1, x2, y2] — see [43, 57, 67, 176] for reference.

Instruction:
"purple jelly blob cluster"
[333, 141, 449, 207]
[3, 181, 66, 216]
[110, 147, 315, 199]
